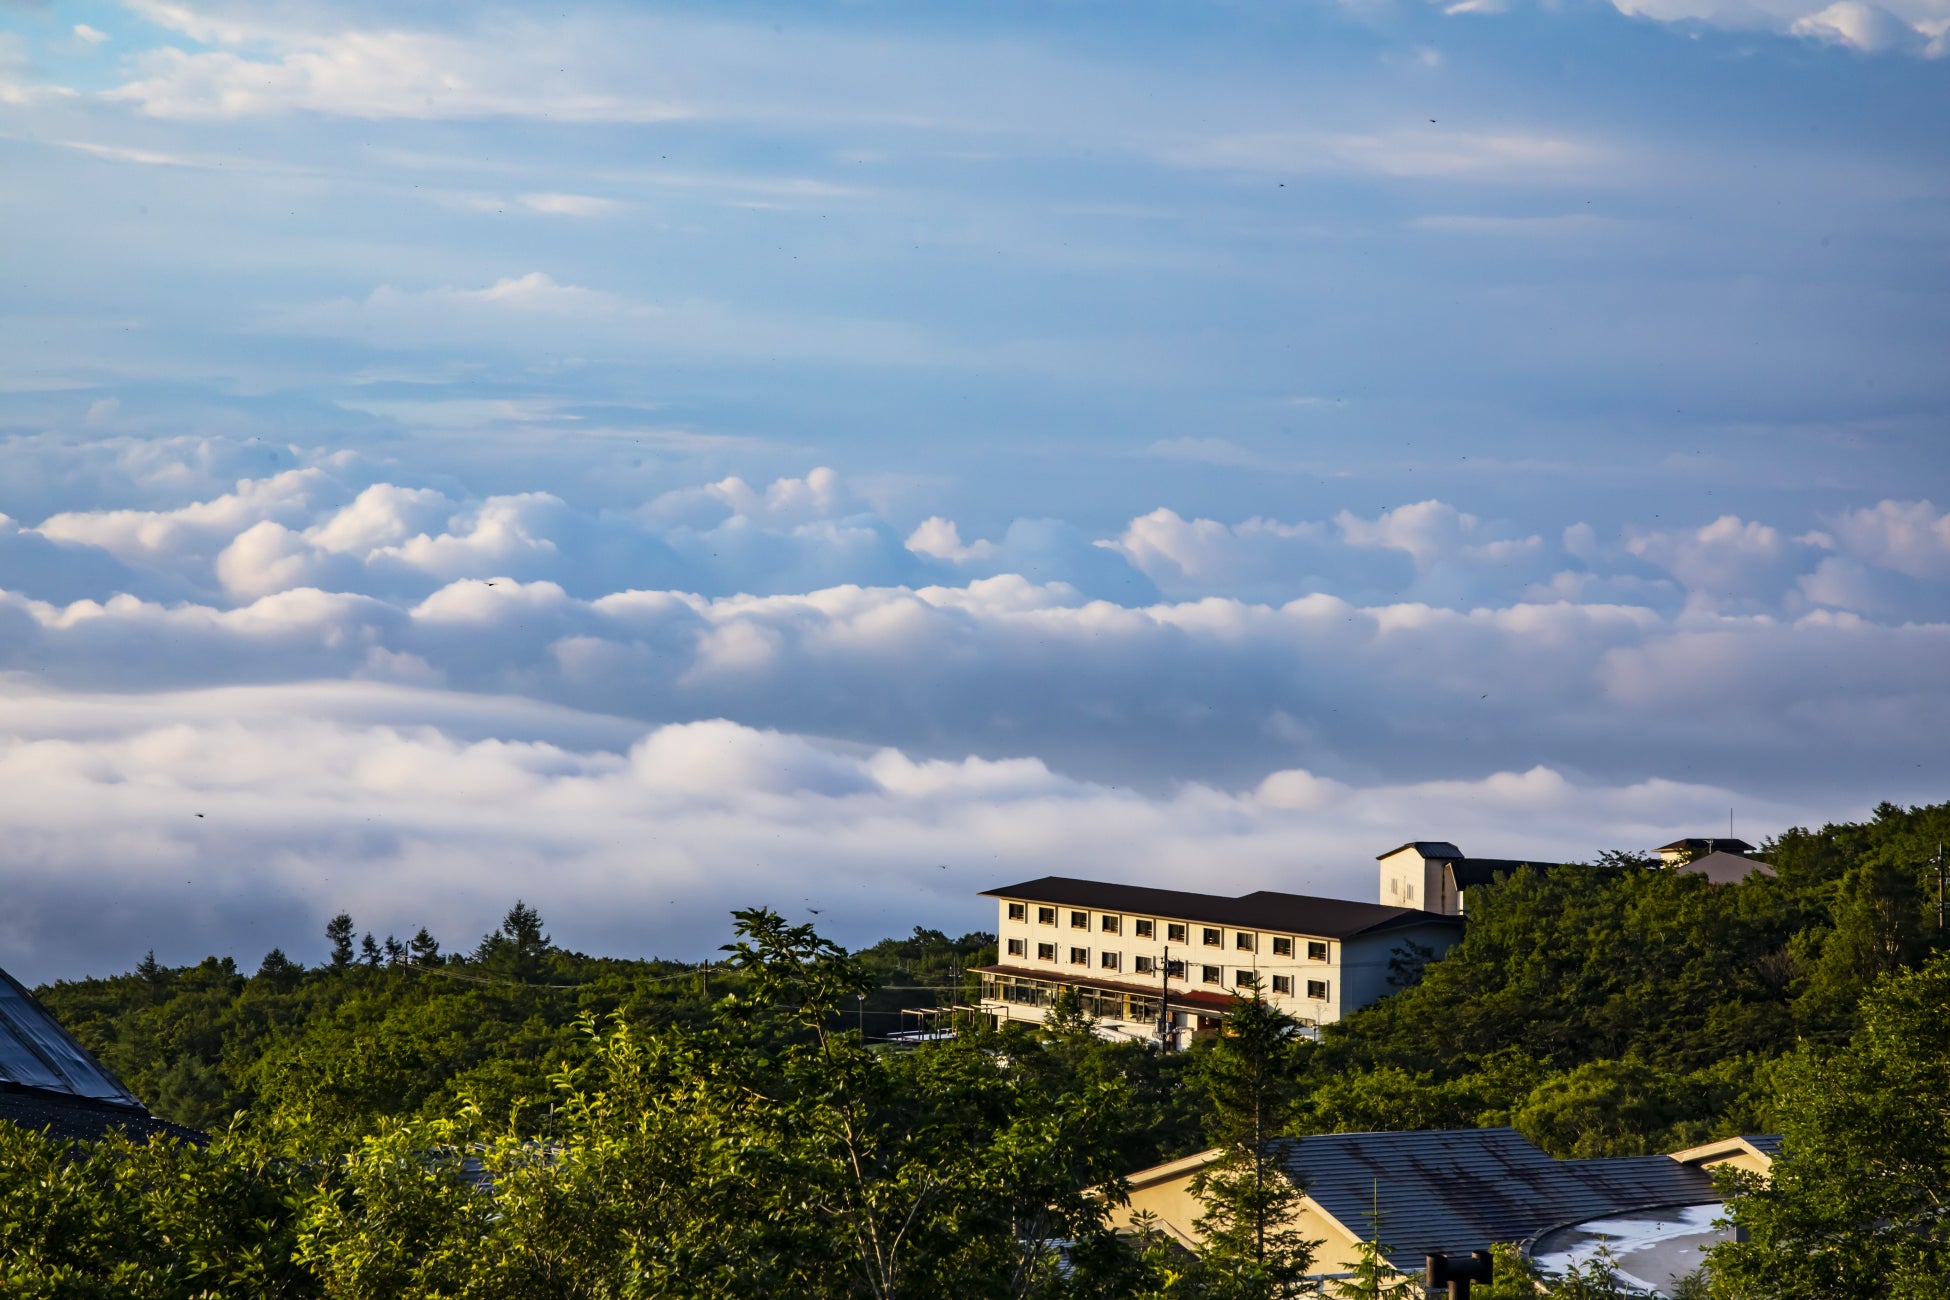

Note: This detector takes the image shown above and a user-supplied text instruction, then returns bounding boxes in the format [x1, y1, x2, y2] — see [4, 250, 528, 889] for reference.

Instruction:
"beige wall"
[1110, 1156, 1372, 1276]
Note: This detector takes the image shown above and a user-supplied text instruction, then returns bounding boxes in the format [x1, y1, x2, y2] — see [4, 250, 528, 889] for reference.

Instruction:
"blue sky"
[0, 0, 1946, 981]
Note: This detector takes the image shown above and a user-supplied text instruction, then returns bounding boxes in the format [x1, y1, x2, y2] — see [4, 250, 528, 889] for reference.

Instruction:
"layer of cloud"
[0, 681, 1821, 984]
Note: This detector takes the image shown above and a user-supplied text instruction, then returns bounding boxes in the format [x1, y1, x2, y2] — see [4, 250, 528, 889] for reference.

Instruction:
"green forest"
[5, 798, 1949, 1298]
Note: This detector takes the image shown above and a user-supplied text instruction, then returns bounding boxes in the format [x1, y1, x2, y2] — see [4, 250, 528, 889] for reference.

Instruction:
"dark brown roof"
[1375, 841, 1462, 861]
[981, 876, 1461, 940]
[1448, 856, 1562, 889]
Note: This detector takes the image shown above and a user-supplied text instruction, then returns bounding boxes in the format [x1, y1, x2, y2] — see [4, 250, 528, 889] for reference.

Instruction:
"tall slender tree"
[324, 912, 356, 969]
[1190, 972, 1318, 1298]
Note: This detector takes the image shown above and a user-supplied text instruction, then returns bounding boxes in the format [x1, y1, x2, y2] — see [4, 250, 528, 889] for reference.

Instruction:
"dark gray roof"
[1657, 837, 1754, 855]
[1743, 1135, 1783, 1158]
[981, 877, 1462, 940]
[0, 1086, 203, 1145]
[0, 968, 141, 1106]
[1448, 857, 1562, 889]
[1277, 1128, 1717, 1268]
[1376, 841, 1463, 861]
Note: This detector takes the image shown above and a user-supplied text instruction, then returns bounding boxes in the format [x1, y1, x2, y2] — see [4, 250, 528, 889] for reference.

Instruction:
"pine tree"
[256, 946, 301, 980]
[1190, 972, 1318, 1298]
[383, 934, 405, 965]
[135, 949, 162, 983]
[359, 933, 383, 968]
[1326, 1189, 1417, 1299]
[408, 927, 441, 965]
[325, 912, 356, 968]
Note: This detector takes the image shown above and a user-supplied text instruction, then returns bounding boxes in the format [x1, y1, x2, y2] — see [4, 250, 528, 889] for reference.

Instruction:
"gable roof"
[981, 877, 1462, 940]
[1674, 851, 1776, 885]
[0, 968, 141, 1107]
[1275, 1128, 1717, 1268]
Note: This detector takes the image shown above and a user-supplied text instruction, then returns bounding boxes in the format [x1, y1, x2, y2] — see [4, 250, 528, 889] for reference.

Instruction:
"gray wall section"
[1339, 923, 1461, 1015]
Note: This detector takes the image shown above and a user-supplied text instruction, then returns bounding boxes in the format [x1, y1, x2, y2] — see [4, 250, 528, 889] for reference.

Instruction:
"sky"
[1, 0, 1947, 984]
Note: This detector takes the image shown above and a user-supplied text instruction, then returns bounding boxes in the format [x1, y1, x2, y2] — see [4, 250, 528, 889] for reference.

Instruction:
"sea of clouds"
[2, 431, 1946, 982]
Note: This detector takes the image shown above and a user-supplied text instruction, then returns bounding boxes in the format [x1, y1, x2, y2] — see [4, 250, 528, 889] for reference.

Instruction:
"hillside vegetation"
[8, 800, 1947, 1296]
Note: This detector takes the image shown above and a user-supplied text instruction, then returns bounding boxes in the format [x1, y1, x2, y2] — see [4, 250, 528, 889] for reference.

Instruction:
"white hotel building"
[977, 841, 1555, 1046]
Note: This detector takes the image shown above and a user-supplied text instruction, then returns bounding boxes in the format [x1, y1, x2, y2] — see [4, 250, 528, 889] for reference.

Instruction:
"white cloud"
[1625, 514, 1817, 609]
[74, 25, 110, 46]
[1825, 499, 1950, 580]
[0, 680, 1823, 984]
[515, 192, 622, 217]
[271, 274, 933, 367]
[1789, 0, 1932, 48]
[1609, 0, 1948, 54]
[110, 5, 693, 122]
[1169, 128, 1608, 183]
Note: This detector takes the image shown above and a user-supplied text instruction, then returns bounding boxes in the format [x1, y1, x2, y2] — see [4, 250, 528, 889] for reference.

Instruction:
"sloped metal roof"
[0, 1090, 201, 1144]
[981, 877, 1461, 940]
[1276, 1128, 1717, 1269]
[0, 967, 142, 1107]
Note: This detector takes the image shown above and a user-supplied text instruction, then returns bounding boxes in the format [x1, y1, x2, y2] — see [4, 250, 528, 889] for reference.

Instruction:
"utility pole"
[1157, 944, 1174, 1052]
[1936, 843, 1945, 933]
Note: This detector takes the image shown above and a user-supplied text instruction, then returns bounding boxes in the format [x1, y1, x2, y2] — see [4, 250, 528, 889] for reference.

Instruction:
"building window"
[1007, 903, 1026, 922]
[1100, 951, 1120, 971]
[1037, 907, 1056, 925]
[1406, 883, 1416, 901]
[1070, 947, 1090, 966]
[1306, 979, 1328, 1000]
[1070, 910, 1089, 930]
[1037, 943, 1055, 962]
[1307, 941, 1328, 962]
[1135, 919, 1154, 938]
[1007, 938, 1025, 957]
[1134, 956, 1156, 974]
[1201, 965, 1221, 985]
[1101, 915, 1120, 934]
[1272, 975, 1293, 995]
[1167, 923, 1188, 943]
[1167, 959, 1186, 978]
[1201, 927, 1221, 947]
[1272, 936, 1293, 957]
[1234, 932, 1255, 952]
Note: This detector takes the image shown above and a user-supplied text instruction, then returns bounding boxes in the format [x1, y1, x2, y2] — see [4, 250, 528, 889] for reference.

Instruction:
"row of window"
[1002, 938, 1329, 999]
[1004, 903, 1330, 960]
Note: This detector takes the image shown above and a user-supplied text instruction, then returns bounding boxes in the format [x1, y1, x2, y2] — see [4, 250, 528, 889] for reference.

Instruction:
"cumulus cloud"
[3, 436, 1948, 982]
[0, 680, 1821, 984]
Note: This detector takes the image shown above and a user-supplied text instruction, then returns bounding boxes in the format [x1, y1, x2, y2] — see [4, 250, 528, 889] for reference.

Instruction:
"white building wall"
[989, 896, 1402, 1030]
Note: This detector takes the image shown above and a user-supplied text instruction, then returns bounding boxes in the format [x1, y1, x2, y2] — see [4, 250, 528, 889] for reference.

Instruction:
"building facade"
[976, 876, 1463, 1046]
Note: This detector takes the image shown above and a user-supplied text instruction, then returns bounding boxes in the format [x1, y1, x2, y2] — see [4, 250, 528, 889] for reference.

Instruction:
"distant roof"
[981, 877, 1462, 940]
[1743, 1134, 1783, 1158]
[1448, 857, 1563, 889]
[1276, 1128, 1717, 1269]
[0, 1088, 202, 1145]
[0, 969, 141, 1107]
[1657, 838, 1754, 855]
[1376, 841, 1463, 861]
[1674, 852, 1777, 886]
